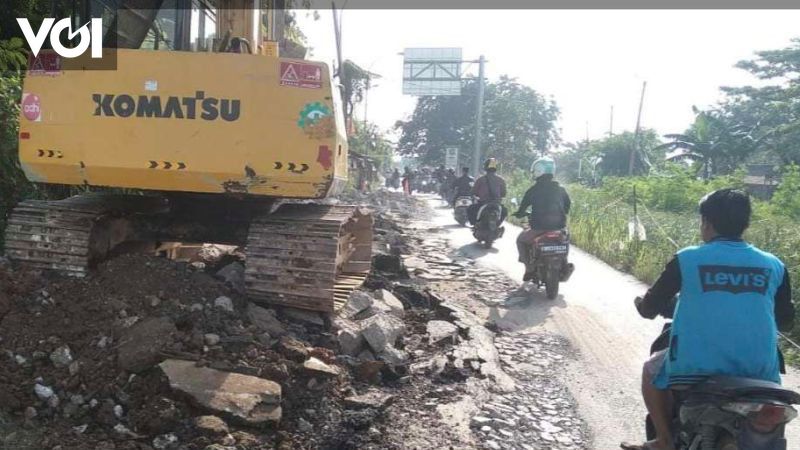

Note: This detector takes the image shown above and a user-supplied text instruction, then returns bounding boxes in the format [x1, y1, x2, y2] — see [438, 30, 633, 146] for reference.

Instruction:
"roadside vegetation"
[552, 170, 800, 359]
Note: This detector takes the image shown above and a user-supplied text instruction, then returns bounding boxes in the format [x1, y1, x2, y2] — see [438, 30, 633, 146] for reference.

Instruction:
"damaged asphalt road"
[415, 194, 800, 449]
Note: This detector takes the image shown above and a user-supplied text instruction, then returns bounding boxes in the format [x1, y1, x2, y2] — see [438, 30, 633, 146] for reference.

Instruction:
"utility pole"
[332, 2, 345, 109]
[609, 105, 614, 136]
[363, 80, 371, 124]
[585, 121, 589, 143]
[472, 55, 486, 176]
[628, 81, 647, 176]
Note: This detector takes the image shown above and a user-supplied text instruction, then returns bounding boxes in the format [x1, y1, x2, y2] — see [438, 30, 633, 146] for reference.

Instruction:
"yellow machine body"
[18, 49, 348, 198]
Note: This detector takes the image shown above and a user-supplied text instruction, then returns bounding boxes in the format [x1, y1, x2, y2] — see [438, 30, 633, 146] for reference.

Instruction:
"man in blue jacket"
[622, 189, 795, 450]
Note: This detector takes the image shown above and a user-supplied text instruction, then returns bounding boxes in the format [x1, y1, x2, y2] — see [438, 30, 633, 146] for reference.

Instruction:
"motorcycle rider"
[443, 168, 457, 203]
[621, 188, 795, 450]
[469, 158, 507, 225]
[401, 166, 414, 195]
[451, 166, 474, 200]
[512, 156, 572, 280]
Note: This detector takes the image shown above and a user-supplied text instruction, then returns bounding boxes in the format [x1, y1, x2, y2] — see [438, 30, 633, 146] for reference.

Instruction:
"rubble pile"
[0, 190, 491, 450]
[0, 253, 358, 449]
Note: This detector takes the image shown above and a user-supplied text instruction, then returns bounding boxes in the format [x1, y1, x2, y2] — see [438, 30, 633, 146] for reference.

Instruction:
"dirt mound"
[0, 254, 362, 450]
[0, 191, 477, 450]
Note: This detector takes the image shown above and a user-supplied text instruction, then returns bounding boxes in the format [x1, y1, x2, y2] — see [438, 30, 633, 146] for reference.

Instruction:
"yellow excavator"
[5, 1, 373, 313]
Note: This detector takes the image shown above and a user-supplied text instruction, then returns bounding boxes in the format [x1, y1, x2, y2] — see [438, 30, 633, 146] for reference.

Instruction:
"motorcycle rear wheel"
[545, 270, 559, 299]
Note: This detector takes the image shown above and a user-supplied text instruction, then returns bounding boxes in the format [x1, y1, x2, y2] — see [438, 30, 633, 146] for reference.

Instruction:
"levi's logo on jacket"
[699, 265, 771, 295]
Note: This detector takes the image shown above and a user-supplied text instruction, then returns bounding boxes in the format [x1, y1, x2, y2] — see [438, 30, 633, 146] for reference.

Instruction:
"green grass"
[562, 184, 800, 362]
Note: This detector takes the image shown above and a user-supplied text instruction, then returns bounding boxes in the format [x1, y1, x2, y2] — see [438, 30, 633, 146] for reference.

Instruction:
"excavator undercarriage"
[4, 194, 373, 313]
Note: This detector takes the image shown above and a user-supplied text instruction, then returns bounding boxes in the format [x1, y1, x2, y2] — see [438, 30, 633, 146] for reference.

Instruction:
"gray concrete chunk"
[159, 359, 281, 424]
[427, 320, 459, 345]
[361, 313, 405, 353]
[342, 291, 374, 319]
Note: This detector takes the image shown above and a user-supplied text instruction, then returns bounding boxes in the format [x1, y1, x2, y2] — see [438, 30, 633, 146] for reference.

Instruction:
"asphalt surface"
[427, 197, 800, 449]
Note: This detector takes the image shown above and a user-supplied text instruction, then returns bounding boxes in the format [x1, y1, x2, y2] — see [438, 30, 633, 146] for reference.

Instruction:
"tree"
[348, 121, 393, 169]
[656, 107, 768, 178]
[716, 39, 800, 164]
[0, 37, 27, 72]
[340, 60, 378, 123]
[556, 130, 662, 181]
[395, 76, 560, 170]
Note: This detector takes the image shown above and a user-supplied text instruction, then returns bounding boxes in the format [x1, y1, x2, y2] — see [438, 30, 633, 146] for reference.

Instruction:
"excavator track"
[245, 204, 373, 313]
[4, 195, 116, 277]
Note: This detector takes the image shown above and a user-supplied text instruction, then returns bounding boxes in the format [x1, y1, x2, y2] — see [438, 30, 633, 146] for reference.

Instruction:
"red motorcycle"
[525, 230, 574, 299]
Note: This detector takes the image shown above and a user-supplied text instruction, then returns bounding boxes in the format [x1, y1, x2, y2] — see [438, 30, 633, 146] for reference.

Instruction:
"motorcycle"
[472, 202, 505, 247]
[639, 299, 800, 450]
[453, 196, 472, 226]
[438, 181, 453, 204]
[523, 229, 574, 299]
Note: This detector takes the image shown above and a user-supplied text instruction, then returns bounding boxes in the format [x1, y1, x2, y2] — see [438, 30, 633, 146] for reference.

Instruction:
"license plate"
[539, 245, 568, 254]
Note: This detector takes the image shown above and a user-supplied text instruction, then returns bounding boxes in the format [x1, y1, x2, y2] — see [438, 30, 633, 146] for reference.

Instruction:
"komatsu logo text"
[92, 92, 241, 122]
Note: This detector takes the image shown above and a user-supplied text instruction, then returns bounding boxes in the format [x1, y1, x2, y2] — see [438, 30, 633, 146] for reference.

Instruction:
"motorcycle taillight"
[724, 402, 798, 433]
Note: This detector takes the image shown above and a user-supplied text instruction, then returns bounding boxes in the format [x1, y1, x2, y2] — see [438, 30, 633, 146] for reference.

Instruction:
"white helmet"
[531, 156, 556, 178]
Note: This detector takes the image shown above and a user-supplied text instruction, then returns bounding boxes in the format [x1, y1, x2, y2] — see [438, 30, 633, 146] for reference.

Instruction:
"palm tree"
[656, 107, 769, 178]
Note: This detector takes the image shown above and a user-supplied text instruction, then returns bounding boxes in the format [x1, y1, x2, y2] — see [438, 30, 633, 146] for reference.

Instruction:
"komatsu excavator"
[5, 1, 373, 313]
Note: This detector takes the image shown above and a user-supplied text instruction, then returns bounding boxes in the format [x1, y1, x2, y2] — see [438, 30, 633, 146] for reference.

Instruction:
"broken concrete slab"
[277, 336, 308, 362]
[451, 323, 515, 393]
[344, 391, 395, 411]
[409, 355, 448, 376]
[361, 313, 405, 353]
[334, 317, 365, 356]
[427, 320, 459, 345]
[159, 359, 281, 424]
[377, 345, 408, 367]
[302, 357, 341, 377]
[246, 303, 287, 337]
[341, 291, 373, 319]
[118, 317, 177, 373]
[377, 289, 405, 318]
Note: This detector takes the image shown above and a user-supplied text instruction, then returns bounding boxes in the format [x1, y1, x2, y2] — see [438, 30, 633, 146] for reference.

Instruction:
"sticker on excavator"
[280, 62, 322, 89]
[28, 53, 62, 76]
[22, 94, 42, 122]
[298, 102, 335, 139]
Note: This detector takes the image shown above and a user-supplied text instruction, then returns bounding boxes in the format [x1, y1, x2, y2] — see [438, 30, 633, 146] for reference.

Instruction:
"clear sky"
[297, 10, 800, 145]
